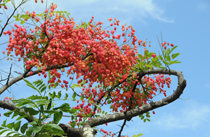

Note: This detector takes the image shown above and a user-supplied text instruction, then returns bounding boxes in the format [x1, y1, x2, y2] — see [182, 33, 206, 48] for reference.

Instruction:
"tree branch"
[0, 100, 37, 122]
[0, 0, 25, 37]
[84, 69, 186, 127]
[0, 64, 70, 95]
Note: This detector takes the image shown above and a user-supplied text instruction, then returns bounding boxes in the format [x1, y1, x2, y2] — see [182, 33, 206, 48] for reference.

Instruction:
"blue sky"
[0, 0, 210, 137]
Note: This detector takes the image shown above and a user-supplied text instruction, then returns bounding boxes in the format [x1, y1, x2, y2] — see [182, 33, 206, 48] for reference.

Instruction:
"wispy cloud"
[196, 2, 209, 12]
[28, 0, 173, 24]
[154, 100, 210, 130]
[4, 0, 174, 27]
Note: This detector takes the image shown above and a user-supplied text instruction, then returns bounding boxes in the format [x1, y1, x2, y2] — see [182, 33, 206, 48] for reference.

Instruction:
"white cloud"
[50, 0, 173, 24]
[3, 0, 174, 28]
[197, 2, 209, 12]
[154, 100, 210, 130]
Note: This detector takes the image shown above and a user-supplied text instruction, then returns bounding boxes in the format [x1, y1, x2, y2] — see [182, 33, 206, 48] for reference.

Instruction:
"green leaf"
[53, 110, 63, 124]
[2, 120, 7, 127]
[70, 121, 76, 128]
[144, 50, 149, 57]
[15, 99, 36, 107]
[53, 103, 70, 112]
[164, 48, 170, 56]
[169, 60, 181, 65]
[54, 82, 58, 88]
[56, 91, 61, 99]
[39, 83, 46, 91]
[20, 123, 28, 134]
[23, 78, 40, 93]
[47, 99, 52, 110]
[72, 92, 76, 99]
[0, 129, 9, 135]
[141, 116, 144, 120]
[14, 121, 21, 131]
[107, 100, 112, 104]
[80, 94, 84, 100]
[147, 119, 151, 122]
[25, 128, 33, 137]
[48, 84, 51, 90]
[169, 45, 178, 54]
[16, 115, 29, 121]
[6, 122, 14, 129]
[35, 99, 49, 106]
[132, 133, 143, 137]
[69, 108, 77, 114]
[27, 95, 43, 100]
[45, 124, 65, 133]
[165, 55, 171, 61]
[6, 131, 14, 137]
[31, 125, 43, 133]
[158, 55, 164, 61]
[143, 119, 146, 122]
[13, 134, 22, 137]
[40, 105, 44, 113]
[25, 107, 39, 116]
[40, 86, 46, 93]
[145, 64, 153, 68]
[151, 57, 159, 62]
[171, 53, 180, 59]
[163, 60, 169, 65]
[98, 74, 102, 81]
[139, 114, 143, 118]
[33, 79, 43, 86]
[71, 84, 80, 89]
[4, 111, 13, 117]
[49, 91, 56, 99]
[20, 20, 25, 24]
[20, 14, 28, 18]
[88, 94, 92, 101]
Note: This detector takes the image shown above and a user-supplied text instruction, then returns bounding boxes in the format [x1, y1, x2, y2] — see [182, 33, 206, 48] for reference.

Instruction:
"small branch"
[6, 64, 12, 85]
[0, 0, 26, 37]
[118, 119, 127, 137]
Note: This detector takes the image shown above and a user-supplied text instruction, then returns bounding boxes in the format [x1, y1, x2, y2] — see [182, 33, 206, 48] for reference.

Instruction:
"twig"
[0, 0, 26, 37]
[6, 64, 12, 85]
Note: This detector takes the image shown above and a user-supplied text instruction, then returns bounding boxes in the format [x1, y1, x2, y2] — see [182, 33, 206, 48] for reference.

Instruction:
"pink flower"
[152, 54, 156, 58]
[36, 17, 40, 22]
[30, 71, 33, 75]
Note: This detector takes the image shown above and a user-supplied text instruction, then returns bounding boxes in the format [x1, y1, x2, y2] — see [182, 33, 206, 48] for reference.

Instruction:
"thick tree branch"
[0, 100, 37, 122]
[59, 123, 97, 137]
[84, 69, 186, 128]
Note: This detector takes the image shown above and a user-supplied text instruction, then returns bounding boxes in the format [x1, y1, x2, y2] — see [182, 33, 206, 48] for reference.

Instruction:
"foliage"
[0, 0, 181, 137]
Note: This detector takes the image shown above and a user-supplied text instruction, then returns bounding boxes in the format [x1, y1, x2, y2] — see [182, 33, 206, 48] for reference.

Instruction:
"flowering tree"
[0, 0, 186, 137]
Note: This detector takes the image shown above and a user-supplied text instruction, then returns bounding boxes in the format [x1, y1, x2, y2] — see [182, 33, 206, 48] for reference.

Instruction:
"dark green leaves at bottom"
[53, 110, 63, 124]
[14, 121, 21, 131]
[20, 123, 28, 134]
